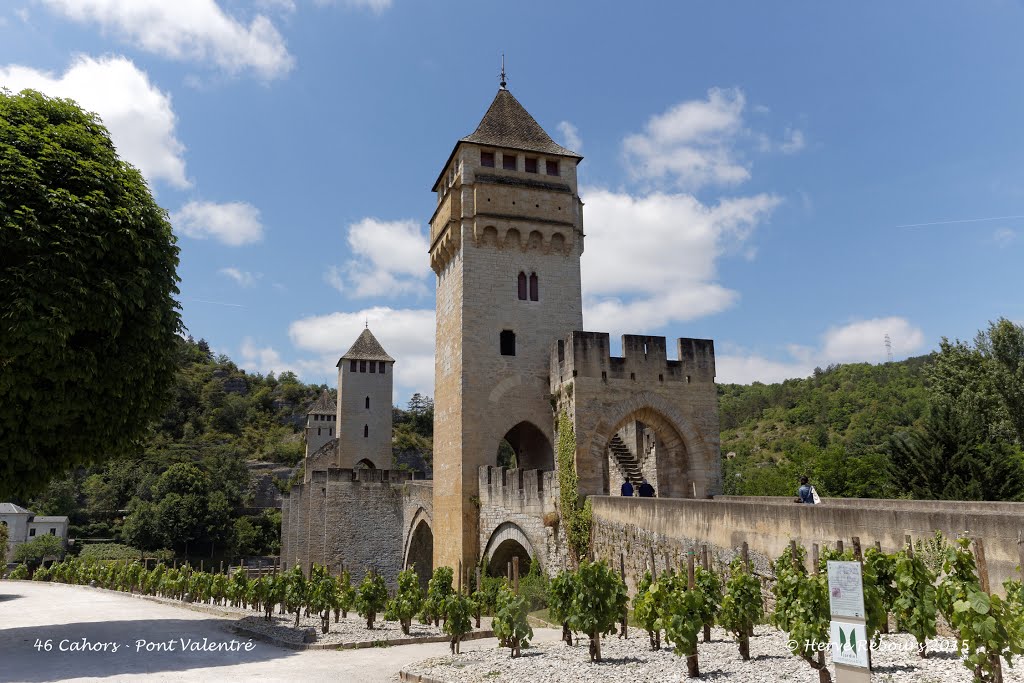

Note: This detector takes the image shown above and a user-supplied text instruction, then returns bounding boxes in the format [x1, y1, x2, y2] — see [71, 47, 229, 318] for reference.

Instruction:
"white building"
[0, 502, 69, 560]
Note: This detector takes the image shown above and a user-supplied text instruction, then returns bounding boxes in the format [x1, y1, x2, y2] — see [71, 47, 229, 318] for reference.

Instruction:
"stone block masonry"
[591, 495, 1024, 596]
[281, 468, 433, 589]
[477, 466, 567, 575]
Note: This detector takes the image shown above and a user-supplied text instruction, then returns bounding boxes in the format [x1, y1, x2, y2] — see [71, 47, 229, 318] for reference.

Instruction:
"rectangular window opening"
[350, 360, 357, 372]
[370, 362, 376, 373]
[524, 157, 538, 173]
[360, 360, 367, 372]
[503, 154, 516, 171]
[500, 330, 516, 356]
[481, 151, 495, 167]
[546, 160, 559, 176]
[379, 361, 386, 374]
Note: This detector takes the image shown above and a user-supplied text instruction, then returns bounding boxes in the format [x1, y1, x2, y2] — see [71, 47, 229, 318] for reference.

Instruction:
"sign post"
[827, 560, 870, 682]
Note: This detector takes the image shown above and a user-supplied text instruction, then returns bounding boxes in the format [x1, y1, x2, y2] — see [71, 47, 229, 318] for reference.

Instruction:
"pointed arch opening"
[497, 421, 554, 471]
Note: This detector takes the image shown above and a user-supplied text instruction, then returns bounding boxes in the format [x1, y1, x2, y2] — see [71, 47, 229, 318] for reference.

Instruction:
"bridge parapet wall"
[591, 496, 1024, 597]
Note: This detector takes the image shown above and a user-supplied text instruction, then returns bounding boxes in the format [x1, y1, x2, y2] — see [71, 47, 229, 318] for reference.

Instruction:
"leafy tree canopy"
[0, 89, 182, 499]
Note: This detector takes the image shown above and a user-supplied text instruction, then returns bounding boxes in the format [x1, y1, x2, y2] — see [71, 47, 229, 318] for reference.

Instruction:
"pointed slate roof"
[306, 389, 335, 415]
[0, 502, 32, 515]
[461, 89, 581, 159]
[339, 328, 394, 363]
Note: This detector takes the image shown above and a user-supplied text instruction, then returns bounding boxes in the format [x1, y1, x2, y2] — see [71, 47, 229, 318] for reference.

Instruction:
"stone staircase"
[609, 434, 643, 487]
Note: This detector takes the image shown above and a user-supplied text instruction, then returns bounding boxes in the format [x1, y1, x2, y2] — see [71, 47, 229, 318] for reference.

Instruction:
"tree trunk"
[686, 644, 700, 678]
[366, 613, 374, 629]
[562, 622, 572, 646]
[590, 631, 601, 662]
[704, 623, 711, 643]
[739, 631, 750, 660]
[294, 610, 300, 628]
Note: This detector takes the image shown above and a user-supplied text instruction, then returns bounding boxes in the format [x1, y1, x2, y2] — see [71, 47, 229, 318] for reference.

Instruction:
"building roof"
[31, 516, 69, 523]
[0, 503, 31, 515]
[339, 328, 395, 363]
[461, 89, 581, 159]
[306, 389, 335, 415]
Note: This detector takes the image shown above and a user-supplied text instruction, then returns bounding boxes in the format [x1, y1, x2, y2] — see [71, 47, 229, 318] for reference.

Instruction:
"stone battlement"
[304, 467, 419, 486]
[478, 466, 559, 508]
[550, 331, 715, 387]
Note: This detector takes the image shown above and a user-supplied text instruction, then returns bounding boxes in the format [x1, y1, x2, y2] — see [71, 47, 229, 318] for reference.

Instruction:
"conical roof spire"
[306, 389, 335, 415]
[339, 328, 394, 362]
[460, 89, 581, 159]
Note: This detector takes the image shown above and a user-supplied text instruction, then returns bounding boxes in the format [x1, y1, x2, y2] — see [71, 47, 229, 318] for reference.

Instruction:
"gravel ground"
[236, 611, 454, 645]
[403, 625, 1024, 683]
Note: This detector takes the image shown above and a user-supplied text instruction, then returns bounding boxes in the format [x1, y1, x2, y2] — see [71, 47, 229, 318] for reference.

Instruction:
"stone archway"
[354, 458, 376, 469]
[497, 421, 554, 471]
[482, 522, 535, 577]
[588, 393, 704, 499]
[403, 509, 433, 590]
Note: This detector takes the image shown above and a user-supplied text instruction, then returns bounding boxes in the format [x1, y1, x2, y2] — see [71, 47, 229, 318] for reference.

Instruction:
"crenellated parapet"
[550, 331, 716, 391]
[478, 465, 559, 510]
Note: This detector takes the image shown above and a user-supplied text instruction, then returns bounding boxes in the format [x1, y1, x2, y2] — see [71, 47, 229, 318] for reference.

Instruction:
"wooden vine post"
[701, 545, 712, 643]
[619, 551, 629, 638]
[512, 556, 519, 595]
[686, 550, 699, 679]
[973, 537, 1002, 683]
[475, 566, 482, 628]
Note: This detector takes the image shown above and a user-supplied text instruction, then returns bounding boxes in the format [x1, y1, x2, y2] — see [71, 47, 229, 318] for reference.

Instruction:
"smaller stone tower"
[336, 328, 395, 469]
[304, 389, 336, 458]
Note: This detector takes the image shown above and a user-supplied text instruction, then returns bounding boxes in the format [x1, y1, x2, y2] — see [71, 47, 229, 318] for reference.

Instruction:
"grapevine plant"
[354, 570, 388, 629]
[659, 568, 709, 678]
[385, 568, 423, 635]
[493, 584, 532, 657]
[567, 560, 629, 662]
[442, 592, 475, 653]
[772, 544, 832, 683]
[892, 548, 937, 657]
[937, 537, 1022, 683]
[718, 558, 763, 660]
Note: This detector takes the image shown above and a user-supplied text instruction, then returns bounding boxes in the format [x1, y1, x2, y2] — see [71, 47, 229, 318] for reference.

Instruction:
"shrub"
[355, 571, 388, 629]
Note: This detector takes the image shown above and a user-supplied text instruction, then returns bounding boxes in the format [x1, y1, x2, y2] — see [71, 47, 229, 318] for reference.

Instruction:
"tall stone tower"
[429, 85, 585, 570]
[336, 328, 394, 470]
[304, 389, 337, 458]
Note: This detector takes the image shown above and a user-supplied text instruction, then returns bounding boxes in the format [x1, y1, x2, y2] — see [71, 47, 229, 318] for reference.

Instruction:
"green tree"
[0, 523, 8, 566]
[0, 89, 182, 500]
[442, 592, 474, 653]
[493, 584, 532, 657]
[420, 566, 454, 627]
[888, 402, 1024, 501]
[13, 534, 64, 570]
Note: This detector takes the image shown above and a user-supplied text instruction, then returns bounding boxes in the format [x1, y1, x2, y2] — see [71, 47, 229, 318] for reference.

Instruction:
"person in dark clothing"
[620, 480, 634, 497]
[797, 476, 815, 504]
[637, 479, 655, 497]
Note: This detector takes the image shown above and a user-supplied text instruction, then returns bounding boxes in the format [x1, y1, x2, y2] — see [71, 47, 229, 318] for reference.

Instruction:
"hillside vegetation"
[21, 336, 433, 562]
[720, 319, 1024, 501]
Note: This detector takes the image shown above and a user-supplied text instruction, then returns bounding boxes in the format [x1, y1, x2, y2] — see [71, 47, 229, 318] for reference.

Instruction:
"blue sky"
[3, 1, 1022, 404]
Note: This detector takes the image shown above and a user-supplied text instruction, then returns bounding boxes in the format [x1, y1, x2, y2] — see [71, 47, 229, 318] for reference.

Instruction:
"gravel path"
[403, 625, 1024, 683]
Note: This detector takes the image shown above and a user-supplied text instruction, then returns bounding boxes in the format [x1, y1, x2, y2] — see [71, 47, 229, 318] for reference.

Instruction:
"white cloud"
[219, 267, 260, 287]
[993, 228, 1016, 247]
[289, 307, 435, 398]
[172, 201, 264, 246]
[39, 0, 294, 80]
[820, 317, 925, 364]
[329, 218, 431, 298]
[779, 128, 806, 154]
[314, 0, 393, 11]
[240, 337, 296, 376]
[15, 7, 29, 22]
[716, 317, 926, 384]
[580, 188, 781, 332]
[0, 55, 188, 188]
[557, 121, 582, 152]
[623, 87, 749, 190]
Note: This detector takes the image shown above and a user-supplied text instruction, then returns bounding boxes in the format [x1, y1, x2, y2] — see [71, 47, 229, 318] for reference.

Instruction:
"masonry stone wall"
[336, 360, 393, 470]
[591, 496, 1024, 596]
[430, 139, 585, 572]
[552, 332, 721, 499]
[477, 465, 568, 576]
[281, 468, 433, 589]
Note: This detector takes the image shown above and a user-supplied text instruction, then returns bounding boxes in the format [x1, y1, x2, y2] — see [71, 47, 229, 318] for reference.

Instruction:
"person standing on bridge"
[638, 479, 655, 497]
[620, 480, 634, 496]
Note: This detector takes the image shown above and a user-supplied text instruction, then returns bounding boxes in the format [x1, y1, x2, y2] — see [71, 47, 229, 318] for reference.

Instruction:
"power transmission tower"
[884, 334, 893, 363]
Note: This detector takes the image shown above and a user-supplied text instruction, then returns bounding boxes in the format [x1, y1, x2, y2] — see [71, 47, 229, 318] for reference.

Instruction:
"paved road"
[0, 581, 560, 683]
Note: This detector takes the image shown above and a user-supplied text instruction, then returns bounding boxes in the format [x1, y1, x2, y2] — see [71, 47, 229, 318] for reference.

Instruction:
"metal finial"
[365, 317, 368, 329]
[499, 53, 506, 89]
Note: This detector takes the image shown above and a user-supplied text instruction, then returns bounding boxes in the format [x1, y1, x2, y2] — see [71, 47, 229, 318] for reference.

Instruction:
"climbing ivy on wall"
[557, 410, 591, 560]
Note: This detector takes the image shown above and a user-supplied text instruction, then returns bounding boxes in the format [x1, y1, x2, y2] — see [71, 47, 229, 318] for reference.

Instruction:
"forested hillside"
[20, 336, 434, 562]
[721, 318, 1024, 501]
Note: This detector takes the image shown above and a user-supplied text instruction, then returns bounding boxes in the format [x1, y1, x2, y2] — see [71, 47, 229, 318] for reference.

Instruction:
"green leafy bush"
[355, 571, 387, 629]
[718, 558, 763, 660]
[386, 568, 423, 635]
[566, 560, 628, 663]
[419, 566, 453, 627]
[442, 592, 475, 653]
[493, 584, 532, 657]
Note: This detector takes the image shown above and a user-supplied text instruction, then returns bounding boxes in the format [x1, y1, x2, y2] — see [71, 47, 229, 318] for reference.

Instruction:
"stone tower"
[336, 328, 395, 470]
[304, 389, 337, 458]
[429, 86, 585, 570]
